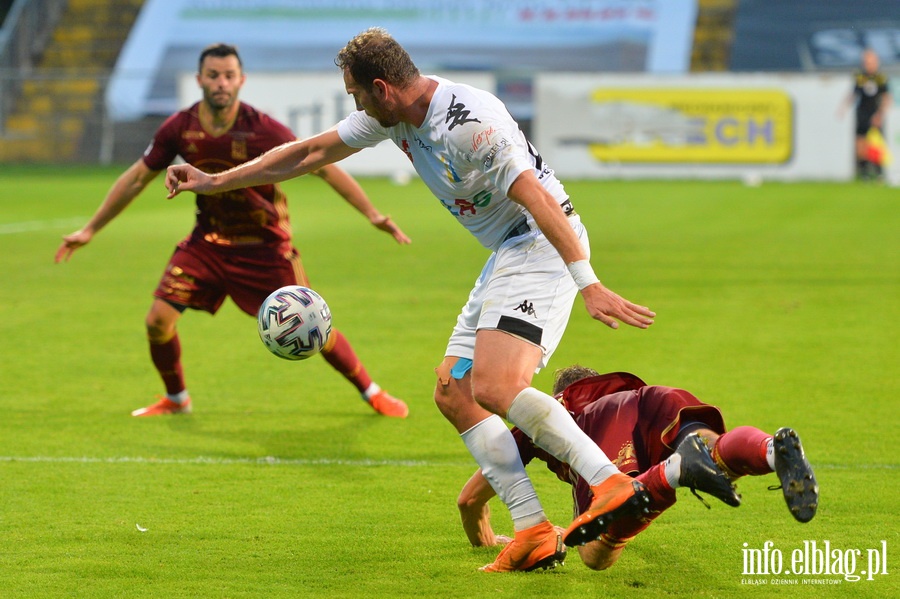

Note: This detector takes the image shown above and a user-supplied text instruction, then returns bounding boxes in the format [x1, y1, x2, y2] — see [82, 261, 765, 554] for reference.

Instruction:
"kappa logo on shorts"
[514, 299, 537, 318]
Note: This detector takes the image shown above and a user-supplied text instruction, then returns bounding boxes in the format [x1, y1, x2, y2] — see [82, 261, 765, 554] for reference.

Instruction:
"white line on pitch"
[0, 455, 452, 467]
[0, 456, 893, 470]
[0, 217, 86, 235]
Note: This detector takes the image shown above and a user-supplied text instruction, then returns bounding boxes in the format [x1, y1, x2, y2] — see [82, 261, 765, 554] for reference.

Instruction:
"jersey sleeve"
[141, 112, 184, 171]
[451, 114, 533, 195]
[336, 110, 390, 149]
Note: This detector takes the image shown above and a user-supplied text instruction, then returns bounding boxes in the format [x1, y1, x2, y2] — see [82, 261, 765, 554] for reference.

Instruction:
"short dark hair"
[552, 365, 600, 396]
[335, 27, 419, 91]
[198, 43, 242, 72]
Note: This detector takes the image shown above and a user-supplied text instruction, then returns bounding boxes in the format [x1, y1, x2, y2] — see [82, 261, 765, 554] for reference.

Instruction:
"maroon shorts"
[153, 237, 309, 315]
[572, 385, 726, 516]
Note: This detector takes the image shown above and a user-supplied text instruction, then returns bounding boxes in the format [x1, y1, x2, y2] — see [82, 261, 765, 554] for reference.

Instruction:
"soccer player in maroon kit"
[458, 366, 818, 570]
[55, 43, 410, 418]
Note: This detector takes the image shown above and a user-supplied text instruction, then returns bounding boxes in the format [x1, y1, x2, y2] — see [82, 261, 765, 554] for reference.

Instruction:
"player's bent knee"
[434, 356, 465, 417]
[579, 536, 627, 571]
[470, 380, 519, 415]
[456, 489, 477, 512]
[145, 316, 174, 342]
[581, 550, 620, 571]
[145, 300, 182, 341]
[433, 385, 454, 420]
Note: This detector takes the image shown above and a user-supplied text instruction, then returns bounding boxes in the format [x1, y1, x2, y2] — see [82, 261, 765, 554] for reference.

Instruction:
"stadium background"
[2, 0, 899, 181]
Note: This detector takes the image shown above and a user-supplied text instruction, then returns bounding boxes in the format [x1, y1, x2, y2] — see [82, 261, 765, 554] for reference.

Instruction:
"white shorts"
[445, 214, 588, 372]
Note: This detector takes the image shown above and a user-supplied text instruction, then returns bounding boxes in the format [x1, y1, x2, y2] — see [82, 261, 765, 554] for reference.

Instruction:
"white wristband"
[567, 260, 600, 290]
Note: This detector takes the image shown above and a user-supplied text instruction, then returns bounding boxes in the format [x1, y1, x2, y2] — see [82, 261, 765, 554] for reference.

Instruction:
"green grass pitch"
[1, 165, 897, 598]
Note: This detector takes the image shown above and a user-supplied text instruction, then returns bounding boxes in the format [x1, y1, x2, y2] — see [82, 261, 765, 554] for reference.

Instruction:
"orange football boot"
[480, 520, 566, 572]
[368, 390, 409, 418]
[131, 396, 192, 417]
[562, 472, 650, 547]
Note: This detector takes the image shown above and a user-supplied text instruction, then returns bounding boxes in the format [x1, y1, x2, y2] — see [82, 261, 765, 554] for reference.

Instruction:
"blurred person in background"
[841, 48, 892, 180]
[56, 43, 411, 418]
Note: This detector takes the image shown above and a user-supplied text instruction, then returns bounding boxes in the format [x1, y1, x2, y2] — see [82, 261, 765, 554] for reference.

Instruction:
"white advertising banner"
[177, 71, 496, 176]
[885, 78, 900, 186]
[108, 0, 697, 121]
[534, 74, 857, 181]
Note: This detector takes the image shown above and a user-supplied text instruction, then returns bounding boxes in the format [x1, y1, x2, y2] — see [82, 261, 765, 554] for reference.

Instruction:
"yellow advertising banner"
[586, 89, 793, 163]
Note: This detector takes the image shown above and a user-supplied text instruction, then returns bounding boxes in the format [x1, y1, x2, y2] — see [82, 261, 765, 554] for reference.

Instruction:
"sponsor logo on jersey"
[438, 155, 461, 183]
[440, 190, 492, 217]
[415, 136, 432, 152]
[483, 138, 510, 169]
[471, 125, 496, 152]
[400, 138, 413, 162]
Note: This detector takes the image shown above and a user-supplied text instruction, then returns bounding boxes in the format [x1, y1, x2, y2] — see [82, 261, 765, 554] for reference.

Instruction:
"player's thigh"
[470, 329, 543, 410]
[226, 245, 306, 315]
[154, 242, 228, 314]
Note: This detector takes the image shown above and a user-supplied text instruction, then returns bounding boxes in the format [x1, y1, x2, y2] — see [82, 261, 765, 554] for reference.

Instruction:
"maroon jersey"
[512, 372, 726, 515]
[143, 102, 296, 246]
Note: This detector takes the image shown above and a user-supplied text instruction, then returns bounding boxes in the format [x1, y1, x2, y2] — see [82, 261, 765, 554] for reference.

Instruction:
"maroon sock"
[635, 464, 676, 511]
[320, 329, 372, 393]
[711, 426, 773, 477]
[605, 465, 676, 542]
[149, 334, 185, 395]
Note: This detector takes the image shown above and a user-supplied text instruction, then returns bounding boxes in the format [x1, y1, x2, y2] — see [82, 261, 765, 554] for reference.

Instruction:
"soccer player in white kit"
[165, 28, 656, 572]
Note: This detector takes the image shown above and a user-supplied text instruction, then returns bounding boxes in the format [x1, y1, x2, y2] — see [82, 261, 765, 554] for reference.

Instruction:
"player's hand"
[372, 215, 411, 244]
[54, 229, 92, 263]
[165, 164, 212, 198]
[581, 283, 655, 329]
[493, 534, 513, 546]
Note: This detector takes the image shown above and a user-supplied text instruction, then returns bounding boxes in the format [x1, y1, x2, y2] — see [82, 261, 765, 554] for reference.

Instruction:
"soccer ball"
[257, 285, 332, 360]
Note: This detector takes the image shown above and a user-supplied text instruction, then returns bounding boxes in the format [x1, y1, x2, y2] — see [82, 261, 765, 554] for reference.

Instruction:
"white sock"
[506, 387, 618, 487]
[166, 390, 189, 404]
[766, 438, 775, 470]
[461, 414, 546, 531]
[362, 383, 380, 401]
[664, 453, 683, 488]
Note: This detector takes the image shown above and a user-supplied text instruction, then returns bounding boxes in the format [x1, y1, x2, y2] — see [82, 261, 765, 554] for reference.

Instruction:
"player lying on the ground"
[457, 366, 819, 571]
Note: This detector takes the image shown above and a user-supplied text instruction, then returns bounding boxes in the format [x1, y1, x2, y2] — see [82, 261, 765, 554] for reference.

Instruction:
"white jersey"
[337, 76, 571, 251]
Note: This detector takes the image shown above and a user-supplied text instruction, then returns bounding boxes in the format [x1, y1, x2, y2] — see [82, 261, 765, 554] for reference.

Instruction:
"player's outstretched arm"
[166, 130, 359, 199]
[312, 164, 411, 244]
[506, 172, 654, 329]
[55, 160, 160, 263]
[457, 469, 511, 547]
